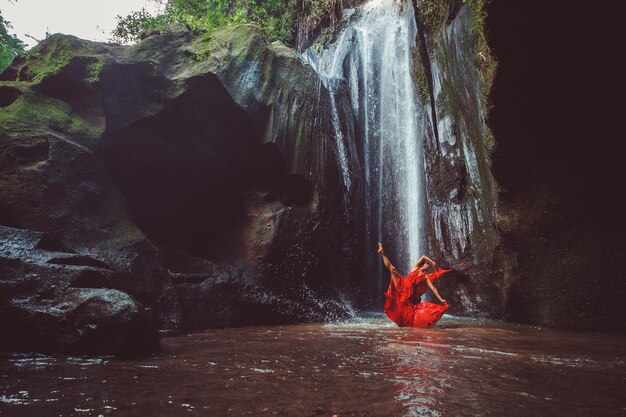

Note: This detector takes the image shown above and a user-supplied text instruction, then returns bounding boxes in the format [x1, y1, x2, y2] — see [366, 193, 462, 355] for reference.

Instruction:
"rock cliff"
[411, 1, 503, 318]
[0, 26, 359, 354]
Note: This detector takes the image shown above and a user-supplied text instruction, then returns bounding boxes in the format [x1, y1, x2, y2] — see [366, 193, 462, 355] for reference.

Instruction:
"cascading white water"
[304, 0, 426, 273]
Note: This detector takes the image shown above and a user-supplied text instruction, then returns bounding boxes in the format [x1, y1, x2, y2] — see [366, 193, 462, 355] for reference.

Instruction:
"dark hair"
[416, 259, 428, 269]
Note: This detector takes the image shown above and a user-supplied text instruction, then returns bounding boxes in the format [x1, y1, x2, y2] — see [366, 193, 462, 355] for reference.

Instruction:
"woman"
[377, 242, 450, 328]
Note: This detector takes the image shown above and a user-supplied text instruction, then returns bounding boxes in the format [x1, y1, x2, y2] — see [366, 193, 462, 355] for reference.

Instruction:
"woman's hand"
[377, 242, 384, 255]
[440, 299, 447, 305]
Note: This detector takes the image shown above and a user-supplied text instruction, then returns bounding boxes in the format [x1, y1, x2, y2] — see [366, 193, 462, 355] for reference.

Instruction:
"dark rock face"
[0, 26, 357, 354]
[132, 25, 364, 311]
[0, 226, 158, 355]
[485, 1, 625, 332]
[293, 0, 367, 51]
[405, 4, 504, 318]
[99, 71, 257, 260]
[0, 37, 183, 354]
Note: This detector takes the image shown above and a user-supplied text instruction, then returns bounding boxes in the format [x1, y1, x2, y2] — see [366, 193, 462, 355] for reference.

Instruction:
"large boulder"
[0, 226, 159, 354]
[0, 36, 182, 354]
[125, 24, 364, 310]
[0, 25, 358, 354]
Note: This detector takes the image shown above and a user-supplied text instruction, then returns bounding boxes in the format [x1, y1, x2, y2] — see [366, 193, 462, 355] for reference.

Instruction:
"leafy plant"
[112, 9, 164, 44]
[112, 0, 299, 44]
[462, 0, 486, 33]
[461, 0, 495, 108]
[416, 0, 448, 34]
[0, 11, 25, 72]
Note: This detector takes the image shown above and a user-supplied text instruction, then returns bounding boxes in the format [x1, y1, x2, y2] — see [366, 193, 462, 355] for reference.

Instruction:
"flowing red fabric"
[426, 267, 452, 282]
[384, 267, 451, 328]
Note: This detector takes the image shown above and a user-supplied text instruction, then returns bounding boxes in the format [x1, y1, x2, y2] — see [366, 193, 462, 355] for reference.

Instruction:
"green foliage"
[112, 9, 163, 44]
[460, 0, 496, 155]
[112, 0, 298, 44]
[232, 0, 298, 42]
[462, 0, 486, 33]
[462, 0, 496, 113]
[416, 0, 448, 34]
[299, 0, 342, 51]
[0, 83, 102, 141]
[87, 57, 106, 83]
[412, 48, 429, 104]
[0, 11, 26, 72]
[21, 35, 75, 82]
[301, 0, 336, 25]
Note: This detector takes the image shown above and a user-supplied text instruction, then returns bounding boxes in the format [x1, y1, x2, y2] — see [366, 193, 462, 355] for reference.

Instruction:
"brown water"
[1, 314, 625, 416]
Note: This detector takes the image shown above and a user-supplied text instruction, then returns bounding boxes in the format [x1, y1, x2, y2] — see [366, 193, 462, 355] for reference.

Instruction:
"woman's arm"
[425, 278, 446, 304]
[416, 255, 436, 268]
[378, 243, 401, 290]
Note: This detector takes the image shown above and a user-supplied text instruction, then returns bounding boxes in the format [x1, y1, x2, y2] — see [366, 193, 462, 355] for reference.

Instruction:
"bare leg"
[378, 243, 400, 290]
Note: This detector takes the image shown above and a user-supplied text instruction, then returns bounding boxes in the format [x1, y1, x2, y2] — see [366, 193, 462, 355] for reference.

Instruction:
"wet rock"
[407, 4, 503, 318]
[61, 288, 159, 355]
[0, 226, 158, 354]
[0, 25, 356, 354]
[0, 85, 22, 107]
[126, 24, 362, 313]
[0, 39, 182, 341]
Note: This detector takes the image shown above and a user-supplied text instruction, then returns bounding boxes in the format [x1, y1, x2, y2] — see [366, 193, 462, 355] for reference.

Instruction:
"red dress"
[384, 268, 451, 328]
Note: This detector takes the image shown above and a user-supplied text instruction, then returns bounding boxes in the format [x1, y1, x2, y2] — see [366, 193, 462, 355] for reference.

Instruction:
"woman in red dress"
[377, 243, 451, 328]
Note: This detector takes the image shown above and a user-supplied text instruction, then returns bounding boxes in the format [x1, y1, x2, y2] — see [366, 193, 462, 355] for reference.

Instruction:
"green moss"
[12, 35, 105, 88]
[218, 24, 262, 52]
[0, 87, 101, 140]
[111, 222, 146, 245]
[193, 24, 263, 62]
[416, 0, 449, 34]
[412, 47, 430, 104]
[68, 114, 102, 139]
[22, 36, 76, 82]
[462, 0, 496, 124]
[0, 89, 68, 131]
[86, 57, 106, 83]
[312, 26, 335, 54]
[305, 0, 335, 24]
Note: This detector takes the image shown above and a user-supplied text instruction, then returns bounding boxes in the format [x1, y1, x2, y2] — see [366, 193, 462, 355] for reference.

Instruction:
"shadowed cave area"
[99, 72, 313, 261]
[486, 0, 625, 331]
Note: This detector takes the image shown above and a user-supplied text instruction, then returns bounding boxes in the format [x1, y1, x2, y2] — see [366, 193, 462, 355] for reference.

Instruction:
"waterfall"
[298, 0, 498, 314]
[304, 0, 425, 275]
